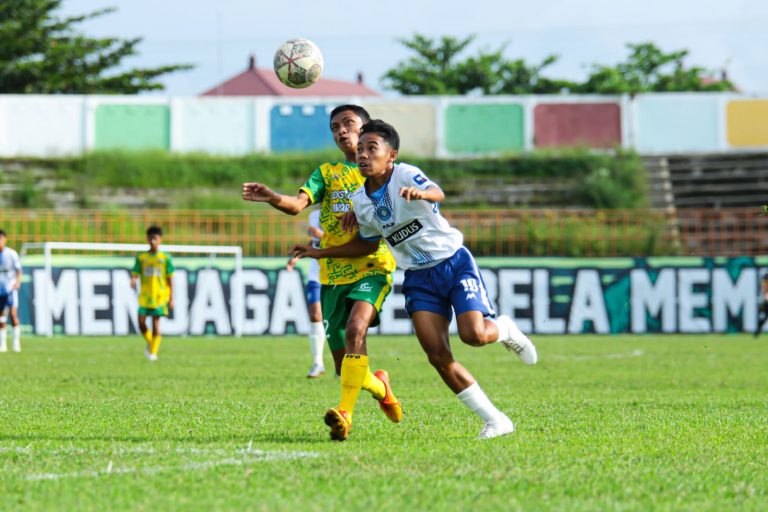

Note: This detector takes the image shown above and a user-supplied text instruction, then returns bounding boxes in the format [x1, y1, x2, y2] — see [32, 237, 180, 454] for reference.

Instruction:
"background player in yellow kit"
[130, 226, 174, 361]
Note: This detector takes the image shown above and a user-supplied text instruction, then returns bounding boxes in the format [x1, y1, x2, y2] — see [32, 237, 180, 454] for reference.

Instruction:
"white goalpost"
[21, 242, 244, 338]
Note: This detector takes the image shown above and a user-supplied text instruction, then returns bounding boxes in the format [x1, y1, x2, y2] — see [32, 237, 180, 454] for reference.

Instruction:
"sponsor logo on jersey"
[386, 220, 423, 247]
[413, 174, 428, 185]
[358, 282, 372, 292]
[332, 203, 351, 213]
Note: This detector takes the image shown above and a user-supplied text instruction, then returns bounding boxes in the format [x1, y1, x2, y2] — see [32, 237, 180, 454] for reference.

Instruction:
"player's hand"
[290, 244, 322, 260]
[339, 210, 358, 232]
[13, 282, 20, 290]
[168, 298, 174, 311]
[130, 279, 137, 291]
[308, 226, 324, 239]
[242, 182, 276, 202]
[285, 255, 300, 271]
[399, 187, 424, 202]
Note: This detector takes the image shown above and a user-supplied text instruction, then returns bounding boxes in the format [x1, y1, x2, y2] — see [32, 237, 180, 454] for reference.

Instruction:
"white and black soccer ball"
[273, 38, 324, 89]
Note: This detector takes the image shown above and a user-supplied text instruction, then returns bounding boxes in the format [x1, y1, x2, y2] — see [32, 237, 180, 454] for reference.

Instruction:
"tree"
[575, 43, 735, 94]
[0, 0, 192, 94]
[381, 34, 567, 95]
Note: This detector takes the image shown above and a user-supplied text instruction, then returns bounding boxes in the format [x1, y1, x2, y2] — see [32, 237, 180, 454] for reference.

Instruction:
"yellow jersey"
[131, 250, 174, 309]
[300, 161, 395, 285]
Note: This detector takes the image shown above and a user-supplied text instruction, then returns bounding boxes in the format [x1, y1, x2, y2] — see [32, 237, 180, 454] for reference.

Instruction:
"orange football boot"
[373, 370, 403, 423]
[324, 408, 352, 441]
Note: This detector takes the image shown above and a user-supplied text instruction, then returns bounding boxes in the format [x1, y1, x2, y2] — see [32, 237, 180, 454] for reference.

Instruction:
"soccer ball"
[273, 38, 324, 89]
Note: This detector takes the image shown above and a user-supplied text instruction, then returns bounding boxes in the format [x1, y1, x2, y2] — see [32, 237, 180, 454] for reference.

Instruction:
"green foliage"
[384, 36, 735, 95]
[0, 0, 192, 93]
[576, 43, 736, 94]
[381, 34, 565, 95]
[0, 336, 765, 510]
[2, 149, 648, 210]
[10, 169, 51, 208]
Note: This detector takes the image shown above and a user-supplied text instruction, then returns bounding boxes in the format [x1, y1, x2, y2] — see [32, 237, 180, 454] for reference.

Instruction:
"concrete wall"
[0, 93, 766, 157]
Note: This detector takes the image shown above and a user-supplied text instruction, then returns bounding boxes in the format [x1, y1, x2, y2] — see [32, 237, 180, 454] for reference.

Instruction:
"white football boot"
[306, 362, 325, 378]
[477, 414, 515, 440]
[496, 315, 537, 365]
[144, 347, 158, 361]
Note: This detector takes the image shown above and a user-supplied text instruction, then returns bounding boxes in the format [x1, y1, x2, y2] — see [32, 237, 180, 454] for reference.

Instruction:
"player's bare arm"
[242, 183, 311, 215]
[130, 274, 138, 291]
[339, 210, 358, 232]
[399, 185, 444, 203]
[291, 237, 378, 260]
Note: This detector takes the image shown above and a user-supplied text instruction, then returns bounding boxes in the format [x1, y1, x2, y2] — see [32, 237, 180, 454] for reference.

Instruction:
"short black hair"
[146, 226, 163, 237]
[763, 273, 768, 280]
[360, 119, 400, 150]
[0, 229, 5, 237]
[329, 104, 370, 125]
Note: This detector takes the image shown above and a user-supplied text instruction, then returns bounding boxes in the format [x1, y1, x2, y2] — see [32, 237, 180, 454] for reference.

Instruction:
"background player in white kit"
[292, 120, 538, 439]
[0, 229, 22, 353]
[287, 208, 327, 377]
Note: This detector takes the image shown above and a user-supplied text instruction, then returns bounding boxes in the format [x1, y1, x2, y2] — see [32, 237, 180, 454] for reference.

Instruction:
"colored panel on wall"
[534, 103, 621, 148]
[176, 100, 254, 154]
[0, 96, 84, 156]
[726, 99, 768, 147]
[634, 96, 719, 153]
[444, 104, 524, 154]
[270, 104, 335, 152]
[366, 103, 436, 156]
[94, 104, 170, 150]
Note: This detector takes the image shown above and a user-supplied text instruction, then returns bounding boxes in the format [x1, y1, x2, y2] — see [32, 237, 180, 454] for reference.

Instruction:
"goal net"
[20, 242, 244, 338]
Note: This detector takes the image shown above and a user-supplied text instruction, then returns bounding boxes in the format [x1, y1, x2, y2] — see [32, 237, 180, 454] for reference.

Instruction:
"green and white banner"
[16, 256, 768, 336]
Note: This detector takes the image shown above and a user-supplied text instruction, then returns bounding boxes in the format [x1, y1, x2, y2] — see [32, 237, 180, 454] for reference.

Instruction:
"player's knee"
[344, 319, 368, 349]
[458, 325, 485, 347]
[427, 351, 454, 371]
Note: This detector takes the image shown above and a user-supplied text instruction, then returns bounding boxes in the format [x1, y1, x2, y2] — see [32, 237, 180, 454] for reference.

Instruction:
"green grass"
[0, 335, 765, 511]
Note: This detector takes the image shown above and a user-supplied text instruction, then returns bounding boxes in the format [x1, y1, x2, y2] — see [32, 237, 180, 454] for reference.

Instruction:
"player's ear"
[388, 148, 398, 167]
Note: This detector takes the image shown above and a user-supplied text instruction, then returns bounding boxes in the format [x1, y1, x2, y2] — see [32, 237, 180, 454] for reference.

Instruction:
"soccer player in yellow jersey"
[242, 105, 401, 441]
[130, 226, 174, 361]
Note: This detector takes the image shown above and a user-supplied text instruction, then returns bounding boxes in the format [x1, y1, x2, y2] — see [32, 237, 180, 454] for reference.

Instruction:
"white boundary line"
[0, 445, 320, 481]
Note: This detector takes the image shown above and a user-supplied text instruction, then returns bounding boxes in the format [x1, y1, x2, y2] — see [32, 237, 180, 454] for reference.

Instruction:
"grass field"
[0, 334, 765, 511]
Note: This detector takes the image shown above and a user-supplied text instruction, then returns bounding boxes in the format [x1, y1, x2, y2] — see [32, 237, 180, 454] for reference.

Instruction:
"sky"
[58, 0, 768, 96]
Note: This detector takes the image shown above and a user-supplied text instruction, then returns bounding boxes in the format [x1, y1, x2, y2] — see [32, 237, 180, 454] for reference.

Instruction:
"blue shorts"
[402, 247, 495, 320]
[0, 291, 15, 312]
[306, 280, 321, 306]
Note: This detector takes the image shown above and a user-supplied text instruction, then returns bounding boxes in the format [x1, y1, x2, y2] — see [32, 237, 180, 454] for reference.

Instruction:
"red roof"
[201, 57, 379, 97]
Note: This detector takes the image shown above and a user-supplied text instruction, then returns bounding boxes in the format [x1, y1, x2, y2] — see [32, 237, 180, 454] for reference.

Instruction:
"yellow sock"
[339, 354, 369, 419]
[143, 330, 152, 344]
[150, 334, 162, 355]
[361, 368, 386, 400]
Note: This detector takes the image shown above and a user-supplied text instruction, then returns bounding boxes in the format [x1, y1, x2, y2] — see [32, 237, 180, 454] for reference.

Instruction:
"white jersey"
[307, 209, 322, 283]
[351, 163, 463, 270]
[0, 247, 21, 295]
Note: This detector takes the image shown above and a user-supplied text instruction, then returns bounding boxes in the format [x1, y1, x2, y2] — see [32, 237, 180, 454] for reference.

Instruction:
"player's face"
[357, 133, 396, 178]
[330, 111, 364, 154]
[148, 234, 161, 251]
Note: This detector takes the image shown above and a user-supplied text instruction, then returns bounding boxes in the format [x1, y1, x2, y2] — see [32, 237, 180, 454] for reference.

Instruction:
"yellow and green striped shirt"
[300, 161, 395, 285]
[131, 250, 174, 309]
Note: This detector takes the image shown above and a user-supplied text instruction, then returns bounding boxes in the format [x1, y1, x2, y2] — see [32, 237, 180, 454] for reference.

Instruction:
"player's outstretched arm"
[242, 183, 311, 215]
[399, 185, 445, 203]
[291, 237, 378, 260]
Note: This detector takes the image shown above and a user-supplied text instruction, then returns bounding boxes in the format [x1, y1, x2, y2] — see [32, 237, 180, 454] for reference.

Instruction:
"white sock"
[12, 326, 20, 350]
[0, 328, 6, 350]
[456, 381, 505, 423]
[308, 321, 325, 366]
[487, 317, 505, 342]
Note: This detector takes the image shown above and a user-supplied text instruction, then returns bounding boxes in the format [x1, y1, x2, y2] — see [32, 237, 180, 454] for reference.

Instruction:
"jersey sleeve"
[399, 164, 438, 191]
[131, 256, 141, 275]
[299, 168, 326, 205]
[166, 254, 175, 276]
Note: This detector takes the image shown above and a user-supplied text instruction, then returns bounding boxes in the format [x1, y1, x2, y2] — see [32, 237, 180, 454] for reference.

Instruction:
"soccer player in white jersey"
[287, 208, 327, 377]
[0, 230, 22, 353]
[292, 119, 538, 439]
